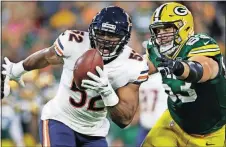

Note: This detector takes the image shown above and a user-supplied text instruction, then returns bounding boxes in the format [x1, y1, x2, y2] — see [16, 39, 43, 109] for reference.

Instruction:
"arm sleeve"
[187, 36, 221, 58]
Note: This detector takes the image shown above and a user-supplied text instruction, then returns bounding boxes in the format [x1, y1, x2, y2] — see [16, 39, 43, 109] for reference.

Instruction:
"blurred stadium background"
[1, 1, 225, 147]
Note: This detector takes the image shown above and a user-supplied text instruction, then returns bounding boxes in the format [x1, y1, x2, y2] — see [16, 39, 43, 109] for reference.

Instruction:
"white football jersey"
[41, 30, 149, 137]
[139, 72, 168, 129]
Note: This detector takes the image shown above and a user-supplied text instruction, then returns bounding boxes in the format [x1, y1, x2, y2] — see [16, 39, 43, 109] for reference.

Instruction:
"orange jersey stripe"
[55, 46, 63, 56]
[138, 75, 148, 80]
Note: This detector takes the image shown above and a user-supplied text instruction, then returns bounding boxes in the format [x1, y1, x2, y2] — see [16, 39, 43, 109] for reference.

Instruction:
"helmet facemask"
[91, 29, 125, 60]
[89, 23, 129, 61]
[149, 21, 183, 57]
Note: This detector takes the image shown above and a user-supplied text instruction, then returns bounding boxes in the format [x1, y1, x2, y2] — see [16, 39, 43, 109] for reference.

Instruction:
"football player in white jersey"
[2, 6, 149, 147]
[137, 65, 167, 146]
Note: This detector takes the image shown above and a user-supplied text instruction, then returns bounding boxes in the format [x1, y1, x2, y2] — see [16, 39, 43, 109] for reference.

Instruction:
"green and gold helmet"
[149, 2, 194, 57]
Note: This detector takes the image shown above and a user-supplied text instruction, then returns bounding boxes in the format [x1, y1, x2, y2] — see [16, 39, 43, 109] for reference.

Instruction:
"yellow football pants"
[142, 110, 225, 147]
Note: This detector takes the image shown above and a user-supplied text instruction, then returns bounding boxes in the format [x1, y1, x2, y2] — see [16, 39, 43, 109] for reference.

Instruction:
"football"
[73, 49, 104, 90]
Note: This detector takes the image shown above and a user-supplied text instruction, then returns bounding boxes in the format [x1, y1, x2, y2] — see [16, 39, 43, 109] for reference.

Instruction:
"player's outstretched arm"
[108, 83, 139, 128]
[184, 55, 219, 82]
[157, 55, 219, 83]
[23, 45, 63, 71]
[2, 45, 63, 86]
[2, 46, 63, 78]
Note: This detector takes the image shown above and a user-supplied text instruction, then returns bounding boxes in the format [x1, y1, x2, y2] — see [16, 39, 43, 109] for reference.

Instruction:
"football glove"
[2, 57, 26, 87]
[81, 66, 119, 106]
[156, 57, 184, 77]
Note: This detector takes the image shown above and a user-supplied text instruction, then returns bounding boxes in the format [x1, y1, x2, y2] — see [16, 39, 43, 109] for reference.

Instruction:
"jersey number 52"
[69, 81, 105, 112]
[68, 30, 84, 43]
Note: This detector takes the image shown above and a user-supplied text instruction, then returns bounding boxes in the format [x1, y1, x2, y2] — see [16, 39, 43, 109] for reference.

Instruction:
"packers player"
[142, 2, 226, 146]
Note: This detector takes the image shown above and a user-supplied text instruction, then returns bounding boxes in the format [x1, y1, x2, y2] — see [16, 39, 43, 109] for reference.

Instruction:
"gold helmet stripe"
[154, 3, 168, 21]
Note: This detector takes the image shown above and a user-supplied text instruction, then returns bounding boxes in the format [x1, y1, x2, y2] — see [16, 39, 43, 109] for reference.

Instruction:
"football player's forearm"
[108, 101, 137, 128]
[189, 56, 219, 82]
[23, 49, 50, 71]
[177, 61, 204, 82]
[178, 56, 219, 82]
[23, 46, 63, 71]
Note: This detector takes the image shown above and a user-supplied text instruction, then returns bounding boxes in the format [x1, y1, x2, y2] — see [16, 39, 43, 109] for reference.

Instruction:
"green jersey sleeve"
[185, 34, 225, 78]
[186, 34, 221, 57]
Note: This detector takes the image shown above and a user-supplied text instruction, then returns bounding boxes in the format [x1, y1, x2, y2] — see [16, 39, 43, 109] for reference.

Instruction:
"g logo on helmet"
[174, 6, 188, 16]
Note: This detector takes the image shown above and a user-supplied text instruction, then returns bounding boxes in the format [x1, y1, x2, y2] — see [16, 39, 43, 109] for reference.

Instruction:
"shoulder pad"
[54, 30, 86, 57]
[186, 34, 221, 57]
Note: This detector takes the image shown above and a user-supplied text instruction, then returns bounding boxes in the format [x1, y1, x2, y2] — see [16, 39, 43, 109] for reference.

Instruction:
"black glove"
[156, 57, 184, 77]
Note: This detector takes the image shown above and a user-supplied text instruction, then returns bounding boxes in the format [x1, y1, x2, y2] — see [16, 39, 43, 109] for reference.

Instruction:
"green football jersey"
[146, 33, 226, 134]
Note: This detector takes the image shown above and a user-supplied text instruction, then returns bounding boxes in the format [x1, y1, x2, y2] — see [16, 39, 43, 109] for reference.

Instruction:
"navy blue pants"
[39, 119, 108, 147]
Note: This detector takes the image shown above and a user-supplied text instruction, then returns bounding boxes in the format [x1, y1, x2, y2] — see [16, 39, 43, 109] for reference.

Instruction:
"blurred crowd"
[1, 1, 225, 147]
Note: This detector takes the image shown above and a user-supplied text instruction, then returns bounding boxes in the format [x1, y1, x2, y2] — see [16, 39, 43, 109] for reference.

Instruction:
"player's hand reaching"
[2, 57, 26, 87]
[156, 57, 184, 77]
[81, 66, 119, 106]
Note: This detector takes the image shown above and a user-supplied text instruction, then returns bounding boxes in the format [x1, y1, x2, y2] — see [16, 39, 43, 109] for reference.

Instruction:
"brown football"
[73, 49, 104, 90]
